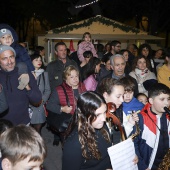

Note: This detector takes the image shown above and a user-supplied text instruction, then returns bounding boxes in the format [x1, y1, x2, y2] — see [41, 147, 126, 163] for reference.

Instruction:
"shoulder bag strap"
[60, 85, 70, 107]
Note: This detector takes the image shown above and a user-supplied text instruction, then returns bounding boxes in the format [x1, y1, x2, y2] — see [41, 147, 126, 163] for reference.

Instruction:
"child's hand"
[128, 111, 140, 125]
[133, 155, 138, 164]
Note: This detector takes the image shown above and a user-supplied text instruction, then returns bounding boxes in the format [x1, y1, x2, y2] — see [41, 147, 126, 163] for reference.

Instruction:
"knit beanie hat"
[0, 45, 16, 56]
[0, 28, 14, 41]
[0, 29, 13, 41]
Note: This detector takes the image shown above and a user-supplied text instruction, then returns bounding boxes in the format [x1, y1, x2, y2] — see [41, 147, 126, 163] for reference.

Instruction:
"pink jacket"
[77, 41, 98, 62]
[83, 75, 98, 91]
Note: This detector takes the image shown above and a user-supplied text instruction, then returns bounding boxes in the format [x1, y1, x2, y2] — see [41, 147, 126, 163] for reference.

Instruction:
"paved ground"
[42, 124, 62, 170]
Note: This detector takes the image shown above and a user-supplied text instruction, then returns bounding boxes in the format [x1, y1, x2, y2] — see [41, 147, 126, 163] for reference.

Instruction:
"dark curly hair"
[77, 91, 110, 160]
[131, 55, 151, 71]
[138, 43, 152, 58]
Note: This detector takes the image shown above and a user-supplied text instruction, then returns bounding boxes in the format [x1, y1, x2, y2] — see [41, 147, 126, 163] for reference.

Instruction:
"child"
[77, 32, 97, 62]
[121, 77, 144, 137]
[83, 57, 101, 91]
[62, 91, 112, 170]
[132, 83, 170, 170]
[0, 119, 13, 170]
[0, 119, 13, 135]
[0, 125, 46, 170]
[0, 24, 34, 72]
[136, 93, 148, 105]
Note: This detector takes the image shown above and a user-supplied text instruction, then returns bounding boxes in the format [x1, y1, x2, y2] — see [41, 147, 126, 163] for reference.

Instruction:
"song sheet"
[107, 138, 138, 170]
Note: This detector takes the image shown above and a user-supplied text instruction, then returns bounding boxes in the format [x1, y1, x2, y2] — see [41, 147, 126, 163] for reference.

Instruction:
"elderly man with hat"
[0, 45, 42, 125]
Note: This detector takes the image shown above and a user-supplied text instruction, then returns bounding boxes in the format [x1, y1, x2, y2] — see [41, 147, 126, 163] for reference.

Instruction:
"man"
[0, 45, 42, 125]
[46, 42, 78, 91]
[157, 48, 170, 88]
[126, 43, 136, 63]
[102, 54, 138, 96]
[102, 40, 121, 60]
[46, 42, 78, 146]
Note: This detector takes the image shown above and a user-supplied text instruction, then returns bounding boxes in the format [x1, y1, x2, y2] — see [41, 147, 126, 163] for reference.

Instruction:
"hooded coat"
[0, 67, 42, 125]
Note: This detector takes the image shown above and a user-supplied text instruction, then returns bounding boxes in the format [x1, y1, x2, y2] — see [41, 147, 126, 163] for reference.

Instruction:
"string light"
[75, 0, 99, 8]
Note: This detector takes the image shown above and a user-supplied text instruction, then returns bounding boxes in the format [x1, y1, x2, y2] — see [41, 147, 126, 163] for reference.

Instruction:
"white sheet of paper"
[107, 138, 138, 170]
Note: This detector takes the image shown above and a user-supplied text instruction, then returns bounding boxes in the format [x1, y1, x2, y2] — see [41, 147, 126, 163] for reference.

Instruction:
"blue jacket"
[0, 67, 42, 125]
[123, 97, 144, 115]
[0, 24, 34, 71]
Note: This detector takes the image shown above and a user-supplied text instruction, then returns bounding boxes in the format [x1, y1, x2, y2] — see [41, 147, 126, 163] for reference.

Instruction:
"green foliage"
[53, 16, 140, 34]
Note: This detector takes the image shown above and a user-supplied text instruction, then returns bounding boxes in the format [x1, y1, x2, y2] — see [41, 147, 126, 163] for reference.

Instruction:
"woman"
[62, 91, 112, 170]
[83, 57, 101, 91]
[30, 54, 51, 134]
[138, 43, 156, 74]
[46, 65, 86, 145]
[97, 78, 139, 143]
[129, 55, 157, 96]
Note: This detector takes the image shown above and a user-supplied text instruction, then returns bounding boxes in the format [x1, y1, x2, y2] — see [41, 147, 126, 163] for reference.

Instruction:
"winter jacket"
[0, 24, 34, 71]
[62, 125, 112, 170]
[132, 103, 170, 170]
[157, 64, 170, 88]
[123, 97, 144, 137]
[77, 41, 97, 62]
[30, 70, 51, 124]
[46, 57, 78, 91]
[129, 70, 156, 95]
[0, 67, 42, 125]
[83, 75, 98, 91]
[46, 82, 86, 114]
[0, 85, 8, 114]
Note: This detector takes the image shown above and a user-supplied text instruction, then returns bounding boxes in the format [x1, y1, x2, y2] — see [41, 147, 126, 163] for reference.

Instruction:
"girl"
[97, 78, 139, 143]
[62, 91, 112, 170]
[30, 54, 51, 134]
[77, 32, 97, 62]
[83, 57, 101, 91]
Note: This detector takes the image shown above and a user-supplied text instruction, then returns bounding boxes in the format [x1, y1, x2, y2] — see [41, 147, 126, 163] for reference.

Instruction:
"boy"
[136, 93, 148, 105]
[0, 25, 34, 72]
[121, 77, 144, 137]
[132, 83, 170, 170]
[0, 125, 46, 170]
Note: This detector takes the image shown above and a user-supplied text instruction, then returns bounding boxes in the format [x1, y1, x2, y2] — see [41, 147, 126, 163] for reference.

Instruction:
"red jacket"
[56, 82, 86, 114]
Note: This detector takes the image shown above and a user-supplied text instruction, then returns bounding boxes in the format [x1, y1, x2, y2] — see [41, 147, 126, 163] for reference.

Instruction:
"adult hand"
[18, 74, 30, 90]
[61, 106, 72, 113]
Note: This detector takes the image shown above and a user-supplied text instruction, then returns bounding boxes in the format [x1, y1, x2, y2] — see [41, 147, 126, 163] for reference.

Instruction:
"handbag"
[46, 85, 73, 133]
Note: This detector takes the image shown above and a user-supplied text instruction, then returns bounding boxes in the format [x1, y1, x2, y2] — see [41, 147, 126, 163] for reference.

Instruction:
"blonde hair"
[63, 65, 79, 81]
[0, 125, 46, 165]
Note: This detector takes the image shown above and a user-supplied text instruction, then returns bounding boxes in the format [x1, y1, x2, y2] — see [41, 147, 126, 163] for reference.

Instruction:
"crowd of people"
[0, 26, 169, 170]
